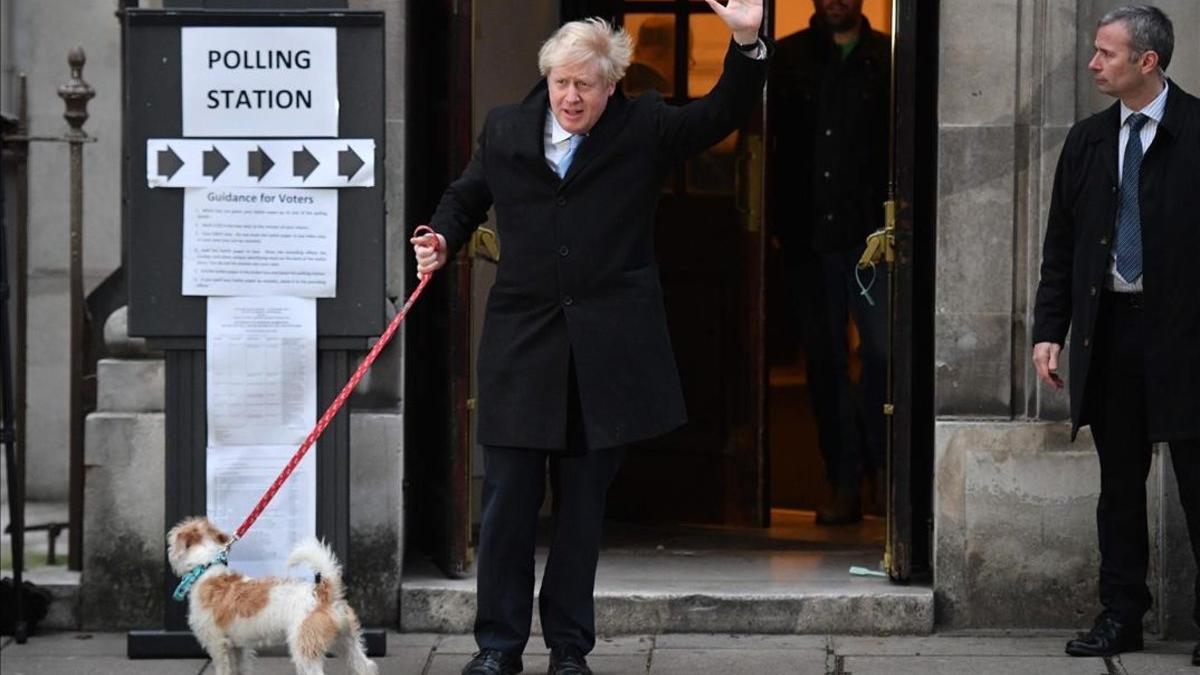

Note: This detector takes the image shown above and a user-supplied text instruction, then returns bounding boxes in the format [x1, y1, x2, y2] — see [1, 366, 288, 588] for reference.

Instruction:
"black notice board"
[123, 9, 385, 339]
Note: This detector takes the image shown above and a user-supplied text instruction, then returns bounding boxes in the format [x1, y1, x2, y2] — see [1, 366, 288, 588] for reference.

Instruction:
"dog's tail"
[287, 537, 344, 602]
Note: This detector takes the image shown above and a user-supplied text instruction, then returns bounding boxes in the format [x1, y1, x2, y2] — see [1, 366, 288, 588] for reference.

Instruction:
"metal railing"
[2, 48, 95, 642]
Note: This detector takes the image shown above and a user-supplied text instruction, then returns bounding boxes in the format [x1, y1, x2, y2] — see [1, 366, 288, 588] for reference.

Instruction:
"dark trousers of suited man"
[1087, 294, 1200, 629]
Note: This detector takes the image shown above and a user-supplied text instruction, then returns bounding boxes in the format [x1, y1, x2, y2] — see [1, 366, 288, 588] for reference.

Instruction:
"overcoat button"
[563, 296, 574, 306]
[558, 245, 569, 257]
[556, 197, 567, 206]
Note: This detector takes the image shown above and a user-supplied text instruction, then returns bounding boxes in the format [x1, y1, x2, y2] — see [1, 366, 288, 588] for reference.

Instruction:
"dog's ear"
[199, 518, 232, 546]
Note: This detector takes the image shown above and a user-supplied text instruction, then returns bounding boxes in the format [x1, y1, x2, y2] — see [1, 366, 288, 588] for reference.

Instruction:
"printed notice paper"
[182, 187, 337, 297]
[206, 296, 317, 447]
[206, 444, 316, 579]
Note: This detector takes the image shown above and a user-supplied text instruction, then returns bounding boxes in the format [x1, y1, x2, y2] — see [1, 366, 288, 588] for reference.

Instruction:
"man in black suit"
[1033, 5, 1200, 666]
[412, 3, 768, 674]
[770, 0, 891, 525]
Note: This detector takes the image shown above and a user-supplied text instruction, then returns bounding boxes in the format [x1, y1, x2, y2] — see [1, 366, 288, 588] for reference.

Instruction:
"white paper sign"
[206, 296, 317, 447]
[182, 187, 337, 297]
[182, 27, 338, 137]
[147, 138, 375, 188]
[206, 444, 316, 579]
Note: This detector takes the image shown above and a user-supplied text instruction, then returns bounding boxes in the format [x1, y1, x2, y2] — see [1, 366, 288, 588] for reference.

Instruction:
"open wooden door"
[880, 0, 936, 581]
[404, 0, 474, 579]
[588, 0, 769, 528]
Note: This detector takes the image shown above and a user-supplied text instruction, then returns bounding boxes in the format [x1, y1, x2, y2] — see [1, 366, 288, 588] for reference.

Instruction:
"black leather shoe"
[462, 649, 523, 675]
[816, 489, 862, 526]
[1191, 640, 1198, 666]
[549, 646, 592, 675]
[1064, 615, 1144, 657]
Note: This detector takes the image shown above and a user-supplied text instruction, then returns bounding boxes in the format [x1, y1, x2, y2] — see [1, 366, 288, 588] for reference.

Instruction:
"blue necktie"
[1115, 113, 1149, 282]
[556, 135, 581, 179]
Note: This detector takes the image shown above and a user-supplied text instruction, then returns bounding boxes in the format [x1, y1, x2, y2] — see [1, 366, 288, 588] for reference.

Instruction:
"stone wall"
[5, 0, 124, 500]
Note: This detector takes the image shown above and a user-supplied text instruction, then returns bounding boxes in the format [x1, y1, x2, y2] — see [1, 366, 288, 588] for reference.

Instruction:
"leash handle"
[231, 225, 440, 543]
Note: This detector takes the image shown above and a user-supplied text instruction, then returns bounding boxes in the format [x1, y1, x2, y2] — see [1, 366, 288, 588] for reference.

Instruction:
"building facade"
[1, 0, 1197, 638]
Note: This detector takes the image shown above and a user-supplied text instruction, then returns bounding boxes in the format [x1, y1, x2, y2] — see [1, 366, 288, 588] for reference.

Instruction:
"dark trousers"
[785, 247, 888, 491]
[1086, 292, 1200, 627]
[474, 445, 625, 656]
[473, 360, 626, 656]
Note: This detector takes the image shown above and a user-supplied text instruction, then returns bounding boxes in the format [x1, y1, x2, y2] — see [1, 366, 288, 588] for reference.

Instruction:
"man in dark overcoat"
[412, 3, 769, 674]
[1032, 5, 1200, 666]
[769, 0, 891, 525]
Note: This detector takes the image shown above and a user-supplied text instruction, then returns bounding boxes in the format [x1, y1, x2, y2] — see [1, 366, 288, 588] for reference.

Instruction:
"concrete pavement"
[2, 631, 1198, 674]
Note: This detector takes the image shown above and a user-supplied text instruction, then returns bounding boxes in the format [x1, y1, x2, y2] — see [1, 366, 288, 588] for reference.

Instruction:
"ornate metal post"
[58, 48, 94, 572]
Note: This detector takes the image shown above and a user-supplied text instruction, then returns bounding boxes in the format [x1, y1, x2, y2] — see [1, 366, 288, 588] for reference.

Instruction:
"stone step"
[401, 549, 935, 636]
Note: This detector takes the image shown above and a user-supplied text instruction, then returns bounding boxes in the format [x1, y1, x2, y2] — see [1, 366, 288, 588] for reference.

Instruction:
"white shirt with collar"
[542, 38, 768, 170]
[544, 108, 577, 175]
[1109, 79, 1169, 292]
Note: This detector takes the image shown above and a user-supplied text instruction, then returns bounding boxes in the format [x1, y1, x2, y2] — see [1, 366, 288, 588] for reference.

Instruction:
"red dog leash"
[226, 225, 440, 548]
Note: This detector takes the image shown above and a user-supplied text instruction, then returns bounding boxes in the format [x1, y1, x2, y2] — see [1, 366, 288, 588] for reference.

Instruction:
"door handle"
[857, 199, 896, 268]
[469, 227, 500, 263]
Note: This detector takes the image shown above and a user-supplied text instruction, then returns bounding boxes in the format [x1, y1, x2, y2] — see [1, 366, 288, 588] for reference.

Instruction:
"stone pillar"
[933, 0, 1107, 630]
[81, 308, 166, 629]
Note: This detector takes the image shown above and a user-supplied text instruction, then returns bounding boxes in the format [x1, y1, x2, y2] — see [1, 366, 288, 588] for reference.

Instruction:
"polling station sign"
[182, 27, 338, 137]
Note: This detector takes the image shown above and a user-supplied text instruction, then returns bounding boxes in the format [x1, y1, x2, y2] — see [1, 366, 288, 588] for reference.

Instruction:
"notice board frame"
[123, 8, 386, 340]
[121, 8, 388, 658]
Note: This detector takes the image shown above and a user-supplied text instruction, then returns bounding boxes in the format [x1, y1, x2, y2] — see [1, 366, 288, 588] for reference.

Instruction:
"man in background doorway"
[1033, 5, 1199, 665]
[770, 0, 891, 525]
[623, 16, 674, 96]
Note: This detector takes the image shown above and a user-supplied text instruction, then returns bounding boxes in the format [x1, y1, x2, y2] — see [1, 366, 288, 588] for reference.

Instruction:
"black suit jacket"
[431, 41, 770, 450]
[1033, 81, 1200, 441]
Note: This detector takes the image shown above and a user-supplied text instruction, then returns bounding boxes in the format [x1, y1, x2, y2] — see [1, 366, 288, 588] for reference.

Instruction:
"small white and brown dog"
[167, 517, 378, 675]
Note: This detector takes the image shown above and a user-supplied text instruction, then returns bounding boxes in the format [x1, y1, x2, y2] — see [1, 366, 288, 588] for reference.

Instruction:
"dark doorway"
[404, 0, 937, 581]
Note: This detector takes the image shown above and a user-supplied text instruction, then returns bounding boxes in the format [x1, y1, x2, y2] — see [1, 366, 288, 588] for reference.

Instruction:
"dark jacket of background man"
[431, 44, 771, 452]
[1033, 82, 1200, 440]
[769, 15, 891, 254]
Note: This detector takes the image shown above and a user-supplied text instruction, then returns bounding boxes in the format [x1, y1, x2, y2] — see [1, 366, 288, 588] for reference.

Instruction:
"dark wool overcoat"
[1033, 81, 1200, 441]
[431, 42, 770, 450]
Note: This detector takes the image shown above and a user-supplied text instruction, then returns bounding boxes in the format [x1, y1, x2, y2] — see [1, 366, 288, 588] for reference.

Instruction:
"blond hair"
[538, 18, 633, 86]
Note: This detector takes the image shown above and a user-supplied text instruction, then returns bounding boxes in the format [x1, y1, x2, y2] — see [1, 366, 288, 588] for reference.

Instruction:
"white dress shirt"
[1109, 80, 1168, 292]
[544, 108, 576, 174]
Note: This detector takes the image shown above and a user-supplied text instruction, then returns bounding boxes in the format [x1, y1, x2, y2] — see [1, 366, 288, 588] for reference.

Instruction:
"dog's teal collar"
[172, 549, 228, 602]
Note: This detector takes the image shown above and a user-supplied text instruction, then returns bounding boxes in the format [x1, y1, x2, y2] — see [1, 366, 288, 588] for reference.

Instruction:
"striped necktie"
[1115, 113, 1149, 282]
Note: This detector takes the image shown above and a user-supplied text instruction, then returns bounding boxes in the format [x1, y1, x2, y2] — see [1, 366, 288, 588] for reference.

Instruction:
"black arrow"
[339, 145, 365, 181]
[247, 146, 275, 181]
[203, 147, 229, 181]
[293, 146, 319, 180]
[157, 146, 184, 179]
